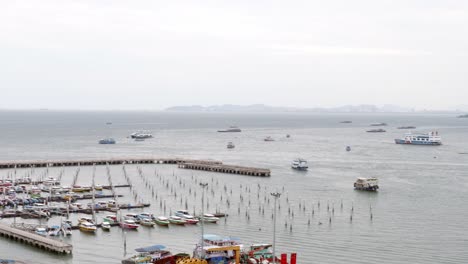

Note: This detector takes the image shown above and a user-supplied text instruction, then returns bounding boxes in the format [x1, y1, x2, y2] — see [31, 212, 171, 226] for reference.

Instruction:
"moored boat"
[394, 131, 441, 145]
[35, 227, 47, 236]
[200, 213, 219, 223]
[48, 225, 61, 236]
[154, 216, 170, 226]
[140, 218, 155, 227]
[354, 177, 379, 191]
[79, 222, 97, 233]
[101, 221, 111, 231]
[168, 215, 186, 225]
[121, 245, 179, 264]
[120, 219, 139, 229]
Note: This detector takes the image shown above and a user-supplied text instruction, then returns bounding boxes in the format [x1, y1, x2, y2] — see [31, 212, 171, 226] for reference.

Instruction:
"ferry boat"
[354, 177, 379, 191]
[394, 131, 441, 145]
[291, 159, 308, 170]
[98, 138, 116, 144]
[227, 142, 235, 149]
[366, 128, 386, 133]
[217, 126, 242, 132]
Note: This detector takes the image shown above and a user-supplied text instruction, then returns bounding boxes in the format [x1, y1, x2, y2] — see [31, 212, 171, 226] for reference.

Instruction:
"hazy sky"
[1, 0, 467, 110]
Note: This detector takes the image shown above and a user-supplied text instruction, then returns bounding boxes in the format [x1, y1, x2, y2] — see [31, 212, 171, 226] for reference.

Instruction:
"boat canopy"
[135, 245, 166, 253]
[203, 234, 241, 242]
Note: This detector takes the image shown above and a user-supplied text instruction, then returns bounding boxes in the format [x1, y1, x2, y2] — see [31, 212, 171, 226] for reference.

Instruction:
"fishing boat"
[354, 177, 379, 191]
[35, 227, 47, 236]
[394, 131, 442, 145]
[200, 213, 219, 223]
[98, 138, 116, 144]
[264, 136, 275, 142]
[227, 142, 235, 149]
[140, 218, 155, 227]
[366, 129, 386, 133]
[168, 215, 186, 225]
[121, 245, 180, 264]
[346, 146, 351, 152]
[217, 126, 241, 132]
[79, 222, 97, 233]
[291, 158, 308, 170]
[101, 221, 111, 231]
[48, 225, 61, 236]
[154, 216, 170, 226]
[120, 219, 139, 229]
[397, 126, 416, 129]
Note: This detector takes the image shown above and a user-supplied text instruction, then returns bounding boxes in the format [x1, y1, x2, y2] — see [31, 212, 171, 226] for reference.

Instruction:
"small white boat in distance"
[217, 126, 242, 132]
[291, 158, 308, 170]
[354, 178, 379, 191]
[264, 136, 275, 142]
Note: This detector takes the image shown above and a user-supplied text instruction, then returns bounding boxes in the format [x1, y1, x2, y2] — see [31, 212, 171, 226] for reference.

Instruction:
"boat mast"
[200, 182, 208, 259]
[91, 164, 96, 224]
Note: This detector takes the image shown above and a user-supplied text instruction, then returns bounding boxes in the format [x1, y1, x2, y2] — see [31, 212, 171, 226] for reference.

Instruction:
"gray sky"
[1, 0, 467, 110]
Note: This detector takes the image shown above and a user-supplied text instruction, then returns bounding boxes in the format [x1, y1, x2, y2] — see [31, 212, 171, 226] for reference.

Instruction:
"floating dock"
[0, 222, 72, 254]
[0, 157, 221, 169]
[178, 163, 271, 177]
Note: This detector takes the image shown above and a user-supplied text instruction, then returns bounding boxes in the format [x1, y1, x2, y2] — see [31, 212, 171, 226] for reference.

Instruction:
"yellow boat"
[79, 222, 97, 233]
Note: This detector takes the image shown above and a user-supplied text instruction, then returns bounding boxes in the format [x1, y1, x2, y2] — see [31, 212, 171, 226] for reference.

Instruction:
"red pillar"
[290, 253, 297, 264]
[281, 253, 287, 264]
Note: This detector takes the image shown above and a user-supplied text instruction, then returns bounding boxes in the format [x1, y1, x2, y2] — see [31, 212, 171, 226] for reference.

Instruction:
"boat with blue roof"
[394, 131, 441, 145]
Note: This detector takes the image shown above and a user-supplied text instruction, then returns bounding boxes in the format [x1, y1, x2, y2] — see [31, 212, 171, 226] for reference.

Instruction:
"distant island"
[458, 114, 468, 118]
[165, 104, 415, 113]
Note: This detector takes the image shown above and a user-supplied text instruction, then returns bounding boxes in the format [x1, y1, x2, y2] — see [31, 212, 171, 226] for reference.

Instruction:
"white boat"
[217, 126, 241, 133]
[48, 225, 61, 236]
[35, 227, 47, 236]
[130, 131, 153, 139]
[394, 131, 441, 145]
[264, 136, 275, 142]
[291, 159, 308, 170]
[200, 213, 219, 223]
[354, 178, 379, 191]
[101, 221, 111, 231]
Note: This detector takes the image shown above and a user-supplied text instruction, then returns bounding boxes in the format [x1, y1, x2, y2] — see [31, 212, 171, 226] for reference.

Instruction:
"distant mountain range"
[165, 104, 418, 113]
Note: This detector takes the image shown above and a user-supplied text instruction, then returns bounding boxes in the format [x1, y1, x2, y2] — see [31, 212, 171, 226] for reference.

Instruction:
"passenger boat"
[291, 159, 308, 170]
[227, 142, 235, 149]
[35, 227, 47, 236]
[200, 213, 219, 223]
[140, 218, 155, 227]
[168, 215, 186, 225]
[79, 222, 97, 233]
[394, 131, 441, 145]
[120, 219, 139, 229]
[354, 177, 379, 191]
[98, 138, 116, 144]
[264, 136, 275, 142]
[217, 126, 241, 132]
[193, 234, 242, 263]
[366, 129, 386, 133]
[48, 225, 61, 236]
[101, 221, 111, 231]
[154, 216, 170, 226]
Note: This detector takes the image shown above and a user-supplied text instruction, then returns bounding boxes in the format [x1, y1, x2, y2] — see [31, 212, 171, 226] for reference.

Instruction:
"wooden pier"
[0, 222, 72, 254]
[0, 157, 221, 169]
[178, 162, 271, 177]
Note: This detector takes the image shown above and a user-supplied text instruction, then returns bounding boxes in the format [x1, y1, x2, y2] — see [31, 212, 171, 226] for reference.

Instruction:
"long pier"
[0, 222, 72, 254]
[0, 157, 221, 169]
[178, 162, 271, 177]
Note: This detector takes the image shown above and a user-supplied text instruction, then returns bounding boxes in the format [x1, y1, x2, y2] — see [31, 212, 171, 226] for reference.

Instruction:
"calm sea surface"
[0, 110, 467, 264]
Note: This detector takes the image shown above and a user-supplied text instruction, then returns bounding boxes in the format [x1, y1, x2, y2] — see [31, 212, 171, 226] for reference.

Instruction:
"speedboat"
[154, 216, 170, 226]
[122, 245, 178, 264]
[200, 213, 219, 223]
[35, 227, 47, 236]
[79, 222, 97, 233]
[354, 178, 379, 191]
[120, 219, 139, 229]
[291, 159, 308, 170]
[168, 216, 186, 225]
[78, 217, 95, 224]
[130, 131, 153, 139]
[124, 213, 140, 223]
[140, 218, 155, 227]
[98, 138, 116, 144]
[103, 215, 118, 224]
[101, 221, 111, 231]
[48, 225, 61, 236]
[395, 131, 441, 145]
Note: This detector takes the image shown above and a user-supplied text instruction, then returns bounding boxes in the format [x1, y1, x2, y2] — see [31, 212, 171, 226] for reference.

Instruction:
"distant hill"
[165, 104, 415, 113]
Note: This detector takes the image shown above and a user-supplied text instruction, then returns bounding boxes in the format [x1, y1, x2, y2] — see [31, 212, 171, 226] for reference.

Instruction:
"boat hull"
[155, 220, 170, 226]
[354, 186, 379, 191]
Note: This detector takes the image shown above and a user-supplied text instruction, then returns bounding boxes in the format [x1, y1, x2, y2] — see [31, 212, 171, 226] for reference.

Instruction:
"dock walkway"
[0, 222, 72, 254]
[178, 162, 271, 177]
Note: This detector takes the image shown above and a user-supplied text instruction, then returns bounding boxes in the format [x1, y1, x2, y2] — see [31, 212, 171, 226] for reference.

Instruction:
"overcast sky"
[1, 0, 467, 110]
